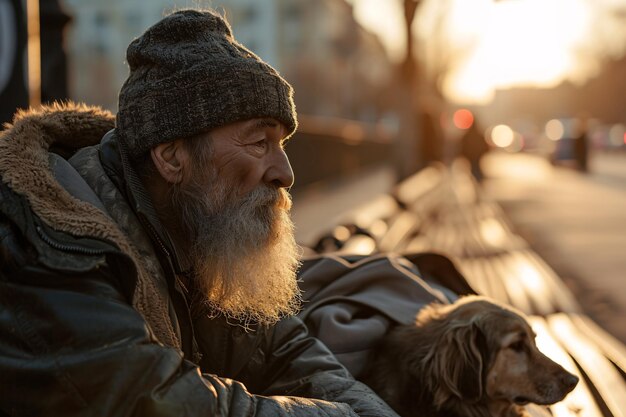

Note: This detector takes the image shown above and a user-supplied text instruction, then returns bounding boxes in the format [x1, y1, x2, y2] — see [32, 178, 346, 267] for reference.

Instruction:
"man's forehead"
[205, 117, 291, 144]
[241, 118, 287, 135]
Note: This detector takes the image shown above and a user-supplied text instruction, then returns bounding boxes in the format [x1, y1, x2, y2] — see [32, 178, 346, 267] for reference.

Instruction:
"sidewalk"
[482, 151, 626, 344]
[292, 166, 396, 247]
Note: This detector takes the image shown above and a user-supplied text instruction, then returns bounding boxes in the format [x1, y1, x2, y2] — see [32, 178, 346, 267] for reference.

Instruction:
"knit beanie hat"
[116, 9, 297, 158]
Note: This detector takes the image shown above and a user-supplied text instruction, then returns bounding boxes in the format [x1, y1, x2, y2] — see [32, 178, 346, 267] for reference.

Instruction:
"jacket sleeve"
[253, 316, 401, 417]
[0, 224, 357, 417]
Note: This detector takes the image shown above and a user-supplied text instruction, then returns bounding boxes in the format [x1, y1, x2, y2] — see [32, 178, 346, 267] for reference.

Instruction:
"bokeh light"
[491, 124, 515, 148]
[545, 119, 565, 141]
[453, 109, 474, 130]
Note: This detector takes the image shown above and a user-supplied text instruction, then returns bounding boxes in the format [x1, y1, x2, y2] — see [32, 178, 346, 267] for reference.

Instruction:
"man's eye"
[251, 139, 267, 148]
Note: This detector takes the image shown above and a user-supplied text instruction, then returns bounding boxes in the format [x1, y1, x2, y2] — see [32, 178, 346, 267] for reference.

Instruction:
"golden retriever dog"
[362, 296, 578, 417]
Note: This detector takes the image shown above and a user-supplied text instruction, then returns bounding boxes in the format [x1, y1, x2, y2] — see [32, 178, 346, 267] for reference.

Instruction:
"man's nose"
[264, 148, 294, 188]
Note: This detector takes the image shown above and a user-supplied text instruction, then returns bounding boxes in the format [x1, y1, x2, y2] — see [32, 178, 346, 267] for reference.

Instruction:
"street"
[482, 151, 626, 344]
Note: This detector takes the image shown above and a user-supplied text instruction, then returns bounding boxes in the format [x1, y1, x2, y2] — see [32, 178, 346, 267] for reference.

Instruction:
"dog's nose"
[560, 372, 579, 392]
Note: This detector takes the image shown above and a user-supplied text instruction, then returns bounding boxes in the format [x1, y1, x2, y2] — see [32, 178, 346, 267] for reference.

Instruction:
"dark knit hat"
[116, 9, 297, 158]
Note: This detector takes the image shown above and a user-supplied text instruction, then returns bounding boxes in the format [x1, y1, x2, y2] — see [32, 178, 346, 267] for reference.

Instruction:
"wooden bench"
[299, 161, 626, 417]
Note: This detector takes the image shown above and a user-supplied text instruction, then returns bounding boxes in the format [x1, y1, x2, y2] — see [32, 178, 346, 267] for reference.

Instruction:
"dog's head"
[415, 296, 579, 411]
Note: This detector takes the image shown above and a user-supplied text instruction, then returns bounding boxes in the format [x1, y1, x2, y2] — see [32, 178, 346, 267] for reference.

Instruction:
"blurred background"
[3, 0, 626, 183]
[1, 0, 625, 342]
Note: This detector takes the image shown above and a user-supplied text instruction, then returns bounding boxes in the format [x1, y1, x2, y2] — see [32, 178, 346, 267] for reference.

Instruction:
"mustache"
[240, 186, 292, 212]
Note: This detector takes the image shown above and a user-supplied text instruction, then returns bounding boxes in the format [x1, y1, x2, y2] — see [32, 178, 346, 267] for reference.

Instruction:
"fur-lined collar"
[0, 102, 180, 349]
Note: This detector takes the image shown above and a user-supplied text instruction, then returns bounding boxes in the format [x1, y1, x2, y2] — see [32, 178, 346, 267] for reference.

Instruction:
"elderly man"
[0, 9, 398, 417]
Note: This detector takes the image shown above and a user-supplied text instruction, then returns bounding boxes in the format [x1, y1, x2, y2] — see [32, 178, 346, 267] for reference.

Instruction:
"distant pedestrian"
[459, 119, 490, 182]
[574, 116, 589, 172]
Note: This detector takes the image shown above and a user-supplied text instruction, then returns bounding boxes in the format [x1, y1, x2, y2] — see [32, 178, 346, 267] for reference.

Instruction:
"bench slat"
[492, 254, 535, 314]
[519, 251, 580, 313]
[548, 314, 626, 417]
[529, 317, 604, 417]
[476, 257, 512, 304]
[569, 314, 626, 374]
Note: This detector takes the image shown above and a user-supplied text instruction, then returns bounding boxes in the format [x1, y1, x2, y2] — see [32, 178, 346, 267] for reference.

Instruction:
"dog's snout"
[559, 372, 579, 392]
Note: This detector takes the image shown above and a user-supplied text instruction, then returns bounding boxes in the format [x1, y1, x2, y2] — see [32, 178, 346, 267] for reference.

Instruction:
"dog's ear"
[435, 321, 487, 406]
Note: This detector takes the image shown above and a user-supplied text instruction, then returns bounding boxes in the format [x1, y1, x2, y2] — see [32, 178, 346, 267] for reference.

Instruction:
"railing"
[288, 115, 395, 190]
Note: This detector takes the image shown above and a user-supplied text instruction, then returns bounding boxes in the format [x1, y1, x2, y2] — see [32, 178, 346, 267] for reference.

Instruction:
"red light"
[623, 132, 626, 145]
[453, 109, 474, 130]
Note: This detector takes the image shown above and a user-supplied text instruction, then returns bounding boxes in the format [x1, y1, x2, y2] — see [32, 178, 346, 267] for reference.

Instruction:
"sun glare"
[351, 0, 621, 104]
[349, 0, 405, 62]
[442, 0, 592, 104]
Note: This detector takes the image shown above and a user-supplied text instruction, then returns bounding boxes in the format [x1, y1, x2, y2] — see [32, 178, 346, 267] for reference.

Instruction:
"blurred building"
[62, 0, 175, 110]
[62, 0, 395, 123]
[238, 0, 394, 122]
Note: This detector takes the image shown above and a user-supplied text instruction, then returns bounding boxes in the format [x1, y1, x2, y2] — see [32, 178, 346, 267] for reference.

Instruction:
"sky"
[347, 0, 626, 104]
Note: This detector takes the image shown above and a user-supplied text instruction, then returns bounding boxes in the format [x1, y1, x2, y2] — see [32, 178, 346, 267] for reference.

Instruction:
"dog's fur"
[362, 296, 578, 417]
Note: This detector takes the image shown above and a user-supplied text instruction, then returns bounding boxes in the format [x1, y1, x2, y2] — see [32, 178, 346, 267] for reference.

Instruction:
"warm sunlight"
[350, 0, 626, 105]
[444, 0, 592, 103]
[347, 0, 405, 62]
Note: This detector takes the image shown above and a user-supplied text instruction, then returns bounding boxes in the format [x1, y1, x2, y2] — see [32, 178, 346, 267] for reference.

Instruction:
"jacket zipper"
[36, 225, 108, 256]
[139, 216, 171, 259]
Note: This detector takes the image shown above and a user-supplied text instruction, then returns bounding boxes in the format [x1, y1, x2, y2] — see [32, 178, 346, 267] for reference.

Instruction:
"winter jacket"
[0, 104, 399, 417]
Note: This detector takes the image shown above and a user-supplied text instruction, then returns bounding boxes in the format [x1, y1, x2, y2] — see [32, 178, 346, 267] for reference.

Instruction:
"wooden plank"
[519, 251, 581, 313]
[491, 254, 535, 314]
[475, 257, 511, 304]
[462, 216, 487, 257]
[569, 314, 626, 374]
[394, 165, 444, 206]
[457, 258, 489, 295]
[340, 235, 377, 255]
[528, 317, 604, 417]
[418, 190, 446, 216]
[506, 250, 561, 316]
[378, 211, 419, 252]
[548, 314, 626, 417]
[427, 221, 453, 254]
[467, 258, 495, 298]
[404, 235, 432, 253]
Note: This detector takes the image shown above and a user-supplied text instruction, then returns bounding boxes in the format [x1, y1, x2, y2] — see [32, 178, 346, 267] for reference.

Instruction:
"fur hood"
[0, 103, 117, 248]
[0, 103, 180, 349]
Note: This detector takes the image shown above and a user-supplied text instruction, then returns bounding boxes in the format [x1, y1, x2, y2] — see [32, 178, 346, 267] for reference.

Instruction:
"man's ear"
[150, 139, 190, 184]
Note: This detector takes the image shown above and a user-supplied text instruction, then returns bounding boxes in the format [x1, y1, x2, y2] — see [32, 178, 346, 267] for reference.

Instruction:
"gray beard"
[170, 178, 302, 327]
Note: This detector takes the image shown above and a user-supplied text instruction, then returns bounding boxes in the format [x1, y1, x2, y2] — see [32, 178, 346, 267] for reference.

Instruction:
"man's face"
[198, 118, 294, 199]
[171, 118, 301, 327]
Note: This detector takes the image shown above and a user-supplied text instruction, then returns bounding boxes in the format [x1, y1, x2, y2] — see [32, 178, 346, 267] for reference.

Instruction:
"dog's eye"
[509, 340, 525, 352]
